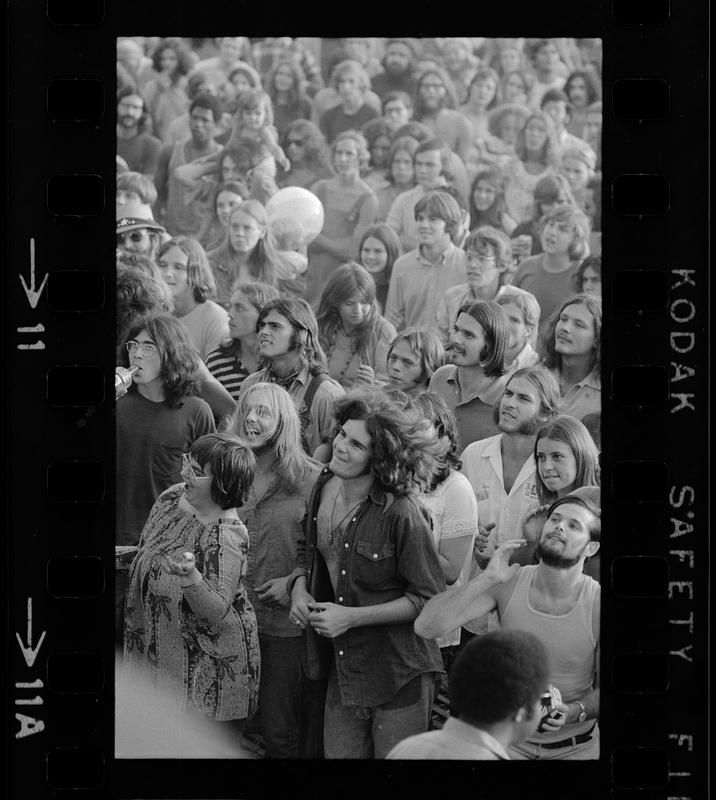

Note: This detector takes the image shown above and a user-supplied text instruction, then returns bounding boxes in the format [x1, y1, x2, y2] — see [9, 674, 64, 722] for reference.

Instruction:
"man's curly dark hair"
[332, 388, 443, 496]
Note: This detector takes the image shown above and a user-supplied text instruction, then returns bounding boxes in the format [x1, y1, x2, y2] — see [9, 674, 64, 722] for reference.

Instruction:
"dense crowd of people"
[115, 36, 603, 761]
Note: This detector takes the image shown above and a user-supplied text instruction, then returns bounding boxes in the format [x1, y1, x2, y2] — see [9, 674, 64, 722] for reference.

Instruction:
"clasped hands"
[290, 588, 354, 638]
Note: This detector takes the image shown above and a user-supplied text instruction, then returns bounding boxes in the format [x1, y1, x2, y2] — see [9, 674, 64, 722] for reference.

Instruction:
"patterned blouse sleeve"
[181, 520, 247, 630]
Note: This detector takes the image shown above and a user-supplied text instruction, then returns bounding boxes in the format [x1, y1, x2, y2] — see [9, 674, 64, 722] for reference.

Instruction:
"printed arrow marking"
[19, 238, 48, 310]
[15, 598, 46, 668]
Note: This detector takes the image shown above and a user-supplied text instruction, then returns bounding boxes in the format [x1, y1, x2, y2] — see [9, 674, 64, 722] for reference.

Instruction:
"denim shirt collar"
[318, 466, 391, 514]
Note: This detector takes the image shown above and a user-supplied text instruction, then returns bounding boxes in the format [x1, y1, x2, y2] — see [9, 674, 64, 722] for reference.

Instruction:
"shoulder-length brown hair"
[120, 313, 200, 407]
[317, 262, 385, 359]
[514, 110, 561, 169]
[540, 293, 602, 377]
[456, 300, 509, 378]
[157, 236, 216, 302]
[534, 415, 600, 505]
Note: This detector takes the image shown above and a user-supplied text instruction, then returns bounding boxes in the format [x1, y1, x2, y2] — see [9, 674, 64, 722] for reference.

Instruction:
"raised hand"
[355, 363, 376, 386]
[483, 539, 526, 583]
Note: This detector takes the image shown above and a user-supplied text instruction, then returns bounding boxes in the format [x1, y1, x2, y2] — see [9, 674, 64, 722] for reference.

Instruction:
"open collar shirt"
[429, 364, 509, 453]
[461, 433, 539, 547]
[385, 243, 467, 333]
[238, 461, 321, 638]
[292, 467, 445, 707]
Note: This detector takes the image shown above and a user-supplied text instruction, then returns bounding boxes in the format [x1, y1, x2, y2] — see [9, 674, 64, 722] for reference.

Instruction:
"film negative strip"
[5, 3, 708, 798]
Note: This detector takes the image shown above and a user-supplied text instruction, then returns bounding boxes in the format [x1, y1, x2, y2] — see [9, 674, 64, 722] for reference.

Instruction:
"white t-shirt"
[418, 470, 478, 647]
[178, 300, 230, 361]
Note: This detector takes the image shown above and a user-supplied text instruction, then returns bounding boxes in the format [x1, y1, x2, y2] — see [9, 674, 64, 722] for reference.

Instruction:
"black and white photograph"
[114, 35, 605, 762]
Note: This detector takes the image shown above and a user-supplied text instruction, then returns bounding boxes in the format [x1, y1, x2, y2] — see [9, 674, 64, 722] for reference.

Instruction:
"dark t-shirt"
[371, 72, 417, 101]
[319, 103, 378, 143]
[512, 254, 581, 326]
[116, 391, 215, 545]
[117, 132, 162, 176]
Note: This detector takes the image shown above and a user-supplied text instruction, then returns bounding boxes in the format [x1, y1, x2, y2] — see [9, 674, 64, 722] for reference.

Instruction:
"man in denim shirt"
[288, 389, 446, 758]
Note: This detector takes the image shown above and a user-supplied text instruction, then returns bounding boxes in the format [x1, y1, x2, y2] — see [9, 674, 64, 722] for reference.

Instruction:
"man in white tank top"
[415, 489, 600, 760]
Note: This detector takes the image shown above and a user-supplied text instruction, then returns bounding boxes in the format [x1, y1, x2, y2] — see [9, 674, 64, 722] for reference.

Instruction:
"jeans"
[254, 634, 327, 759]
[255, 635, 302, 758]
[323, 667, 435, 759]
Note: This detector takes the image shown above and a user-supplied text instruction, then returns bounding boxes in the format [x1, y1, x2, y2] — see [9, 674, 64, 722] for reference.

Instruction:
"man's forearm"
[566, 688, 600, 724]
[349, 596, 416, 628]
[414, 572, 498, 640]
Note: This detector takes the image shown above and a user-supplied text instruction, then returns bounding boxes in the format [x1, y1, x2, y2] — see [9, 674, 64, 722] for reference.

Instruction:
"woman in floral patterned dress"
[123, 432, 261, 728]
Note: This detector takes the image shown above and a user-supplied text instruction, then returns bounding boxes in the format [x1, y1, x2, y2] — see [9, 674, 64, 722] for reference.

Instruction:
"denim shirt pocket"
[353, 541, 397, 589]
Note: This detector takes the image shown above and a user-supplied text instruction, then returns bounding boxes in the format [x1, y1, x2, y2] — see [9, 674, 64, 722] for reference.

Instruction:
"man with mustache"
[428, 299, 511, 453]
[371, 39, 418, 101]
[116, 87, 162, 178]
[462, 365, 562, 564]
[457, 366, 561, 642]
[415, 487, 601, 760]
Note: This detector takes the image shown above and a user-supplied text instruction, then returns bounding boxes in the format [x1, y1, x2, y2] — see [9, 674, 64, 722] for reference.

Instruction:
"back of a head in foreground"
[449, 629, 551, 727]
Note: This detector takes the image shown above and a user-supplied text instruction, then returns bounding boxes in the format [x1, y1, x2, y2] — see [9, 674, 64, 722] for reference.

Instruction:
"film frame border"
[5, 3, 709, 798]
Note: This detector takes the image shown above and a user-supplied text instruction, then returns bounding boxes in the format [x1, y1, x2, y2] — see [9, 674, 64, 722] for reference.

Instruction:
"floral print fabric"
[124, 485, 260, 721]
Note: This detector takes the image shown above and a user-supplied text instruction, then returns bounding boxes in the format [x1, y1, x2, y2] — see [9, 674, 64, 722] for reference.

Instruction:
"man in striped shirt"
[204, 281, 279, 401]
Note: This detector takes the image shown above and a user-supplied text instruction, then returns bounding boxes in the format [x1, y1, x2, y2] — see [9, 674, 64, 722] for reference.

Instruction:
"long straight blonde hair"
[229, 381, 316, 487]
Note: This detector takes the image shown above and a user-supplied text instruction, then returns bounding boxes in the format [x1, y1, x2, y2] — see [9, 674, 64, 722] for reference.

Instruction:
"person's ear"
[585, 540, 600, 559]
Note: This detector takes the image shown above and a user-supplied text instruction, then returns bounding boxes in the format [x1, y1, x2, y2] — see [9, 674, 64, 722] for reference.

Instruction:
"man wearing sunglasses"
[116, 201, 166, 260]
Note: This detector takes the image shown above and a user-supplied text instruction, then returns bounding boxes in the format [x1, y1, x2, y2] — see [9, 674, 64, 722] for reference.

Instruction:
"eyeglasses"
[181, 453, 211, 480]
[117, 230, 150, 244]
[466, 252, 498, 267]
[125, 340, 159, 356]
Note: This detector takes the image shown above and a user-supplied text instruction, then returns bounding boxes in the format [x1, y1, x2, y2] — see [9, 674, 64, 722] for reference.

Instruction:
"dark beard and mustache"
[536, 539, 591, 569]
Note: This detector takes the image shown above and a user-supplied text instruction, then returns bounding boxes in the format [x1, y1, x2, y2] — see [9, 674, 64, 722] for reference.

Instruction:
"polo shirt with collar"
[428, 364, 508, 453]
[385, 243, 467, 333]
[557, 368, 601, 420]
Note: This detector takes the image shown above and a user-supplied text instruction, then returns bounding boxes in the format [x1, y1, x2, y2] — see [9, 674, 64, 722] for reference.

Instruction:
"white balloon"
[265, 187, 325, 246]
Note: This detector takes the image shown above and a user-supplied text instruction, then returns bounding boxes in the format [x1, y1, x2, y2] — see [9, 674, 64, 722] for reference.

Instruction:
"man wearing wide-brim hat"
[116, 200, 167, 260]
